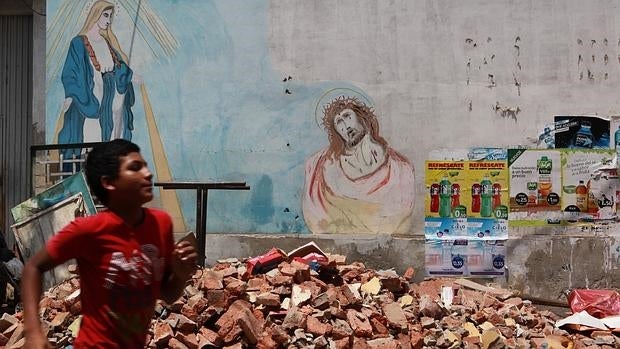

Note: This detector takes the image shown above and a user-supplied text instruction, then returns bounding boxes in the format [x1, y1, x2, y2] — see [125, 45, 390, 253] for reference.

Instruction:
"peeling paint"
[494, 102, 520, 120]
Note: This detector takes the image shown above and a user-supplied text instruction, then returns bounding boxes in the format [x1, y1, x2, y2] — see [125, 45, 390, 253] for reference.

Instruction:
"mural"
[58, 0, 136, 155]
[47, 1, 415, 234]
[303, 92, 415, 234]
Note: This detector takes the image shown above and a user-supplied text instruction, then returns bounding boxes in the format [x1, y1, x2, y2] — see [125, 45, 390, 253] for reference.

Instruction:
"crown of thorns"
[321, 96, 375, 130]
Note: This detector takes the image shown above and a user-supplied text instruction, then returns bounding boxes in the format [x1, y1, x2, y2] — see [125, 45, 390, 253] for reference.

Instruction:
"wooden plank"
[454, 278, 515, 300]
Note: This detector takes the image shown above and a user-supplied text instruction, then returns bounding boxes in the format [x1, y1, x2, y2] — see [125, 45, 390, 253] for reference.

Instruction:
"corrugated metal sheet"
[0, 16, 33, 249]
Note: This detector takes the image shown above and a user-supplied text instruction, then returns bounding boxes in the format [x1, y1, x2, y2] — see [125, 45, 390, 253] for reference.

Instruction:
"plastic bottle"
[527, 182, 538, 205]
[480, 175, 493, 217]
[575, 180, 588, 211]
[471, 183, 481, 213]
[492, 183, 502, 209]
[586, 176, 599, 214]
[537, 156, 552, 203]
[429, 183, 440, 213]
[451, 183, 460, 209]
[574, 121, 593, 148]
[439, 176, 452, 217]
[615, 125, 620, 149]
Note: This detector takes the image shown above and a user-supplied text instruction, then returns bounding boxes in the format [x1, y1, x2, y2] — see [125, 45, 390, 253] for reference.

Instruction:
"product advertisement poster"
[508, 149, 562, 225]
[554, 115, 611, 149]
[424, 161, 468, 219]
[425, 155, 508, 278]
[467, 240, 506, 277]
[424, 217, 468, 240]
[425, 239, 468, 276]
[466, 160, 509, 240]
[561, 149, 617, 221]
[424, 239, 506, 277]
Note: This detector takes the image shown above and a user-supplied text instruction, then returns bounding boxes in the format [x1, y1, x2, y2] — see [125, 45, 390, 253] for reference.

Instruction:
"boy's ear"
[100, 176, 116, 191]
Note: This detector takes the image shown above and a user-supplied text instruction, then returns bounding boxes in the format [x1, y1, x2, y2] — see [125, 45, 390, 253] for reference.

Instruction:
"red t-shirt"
[46, 208, 174, 349]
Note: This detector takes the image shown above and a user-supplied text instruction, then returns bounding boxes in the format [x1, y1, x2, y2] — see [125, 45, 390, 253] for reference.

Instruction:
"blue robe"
[58, 36, 135, 159]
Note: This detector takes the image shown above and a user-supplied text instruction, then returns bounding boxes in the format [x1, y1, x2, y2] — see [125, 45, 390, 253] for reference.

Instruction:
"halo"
[314, 87, 375, 128]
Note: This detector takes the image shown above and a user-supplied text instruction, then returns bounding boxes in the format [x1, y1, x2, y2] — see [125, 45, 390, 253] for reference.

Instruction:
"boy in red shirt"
[22, 139, 197, 348]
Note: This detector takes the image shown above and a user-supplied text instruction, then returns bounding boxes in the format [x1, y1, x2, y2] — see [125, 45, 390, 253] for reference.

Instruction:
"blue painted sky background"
[46, 0, 362, 233]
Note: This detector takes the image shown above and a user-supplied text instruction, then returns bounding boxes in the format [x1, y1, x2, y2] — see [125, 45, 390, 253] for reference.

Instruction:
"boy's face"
[108, 152, 153, 205]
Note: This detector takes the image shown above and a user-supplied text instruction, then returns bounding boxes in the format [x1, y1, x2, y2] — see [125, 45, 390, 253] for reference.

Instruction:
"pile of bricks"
[3, 255, 619, 348]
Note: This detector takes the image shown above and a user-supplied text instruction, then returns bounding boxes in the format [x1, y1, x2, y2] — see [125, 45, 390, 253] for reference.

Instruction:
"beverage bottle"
[451, 183, 460, 209]
[471, 183, 481, 213]
[527, 182, 538, 205]
[615, 125, 620, 149]
[439, 176, 452, 217]
[429, 183, 440, 213]
[492, 183, 502, 209]
[587, 177, 599, 214]
[480, 175, 493, 217]
[575, 180, 587, 211]
[537, 156, 552, 203]
[574, 120, 593, 148]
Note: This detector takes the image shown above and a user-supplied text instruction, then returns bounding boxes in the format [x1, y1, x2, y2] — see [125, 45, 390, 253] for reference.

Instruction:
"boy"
[22, 139, 197, 348]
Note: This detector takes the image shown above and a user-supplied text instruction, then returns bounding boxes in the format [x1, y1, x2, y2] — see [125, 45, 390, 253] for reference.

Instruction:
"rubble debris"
[6, 250, 620, 348]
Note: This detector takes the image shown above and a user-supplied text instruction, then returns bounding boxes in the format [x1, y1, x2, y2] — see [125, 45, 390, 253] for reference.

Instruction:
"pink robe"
[303, 148, 415, 234]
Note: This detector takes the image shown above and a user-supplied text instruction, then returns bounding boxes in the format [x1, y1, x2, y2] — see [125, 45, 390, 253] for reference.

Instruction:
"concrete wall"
[42, 0, 620, 235]
[206, 230, 620, 300]
[28, 1, 620, 297]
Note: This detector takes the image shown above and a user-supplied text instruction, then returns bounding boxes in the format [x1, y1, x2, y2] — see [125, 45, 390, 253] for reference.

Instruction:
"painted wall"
[45, 0, 620, 234]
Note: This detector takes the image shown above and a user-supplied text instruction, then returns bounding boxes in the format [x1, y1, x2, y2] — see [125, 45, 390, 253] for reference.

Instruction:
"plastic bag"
[568, 289, 620, 318]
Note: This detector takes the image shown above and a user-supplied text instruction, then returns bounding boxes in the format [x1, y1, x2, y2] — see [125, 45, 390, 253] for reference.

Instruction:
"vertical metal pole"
[196, 188, 208, 266]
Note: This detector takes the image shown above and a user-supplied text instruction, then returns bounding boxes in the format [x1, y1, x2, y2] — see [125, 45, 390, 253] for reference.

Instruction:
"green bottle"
[439, 176, 452, 217]
[480, 175, 493, 217]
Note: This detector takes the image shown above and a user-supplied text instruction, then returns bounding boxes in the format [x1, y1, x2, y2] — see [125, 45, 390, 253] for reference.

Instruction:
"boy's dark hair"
[84, 139, 140, 204]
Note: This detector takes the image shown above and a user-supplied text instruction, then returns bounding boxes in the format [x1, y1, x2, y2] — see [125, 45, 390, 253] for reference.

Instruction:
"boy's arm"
[160, 241, 197, 304]
[21, 248, 57, 348]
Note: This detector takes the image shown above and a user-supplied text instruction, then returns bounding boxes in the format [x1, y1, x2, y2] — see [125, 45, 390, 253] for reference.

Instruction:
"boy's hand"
[171, 241, 197, 281]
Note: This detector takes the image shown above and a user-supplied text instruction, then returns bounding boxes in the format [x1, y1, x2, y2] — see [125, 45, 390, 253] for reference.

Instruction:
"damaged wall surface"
[205, 231, 620, 300]
[38, 0, 620, 235]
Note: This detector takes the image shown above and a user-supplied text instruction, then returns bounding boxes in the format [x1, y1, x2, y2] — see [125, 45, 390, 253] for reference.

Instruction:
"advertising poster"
[425, 161, 468, 219]
[554, 115, 610, 149]
[425, 152, 509, 278]
[425, 239, 468, 276]
[424, 161, 468, 238]
[466, 160, 509, 240]
[508, 149, 562, 225]
[467, 240, 506, 277]
[561, 149, 616, 221]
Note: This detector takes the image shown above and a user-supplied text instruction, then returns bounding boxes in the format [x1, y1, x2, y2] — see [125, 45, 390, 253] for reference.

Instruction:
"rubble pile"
[3, 256, 619, 348]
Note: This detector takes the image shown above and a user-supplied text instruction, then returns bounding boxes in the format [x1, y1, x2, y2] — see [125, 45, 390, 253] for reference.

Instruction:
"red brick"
[206, 289, 230, 310]
[200, 270, 224, 290]
[346, 309, 373, 338]
[256, 292, 281, 307]
[198, 327, 222, 347]
[168, 337, 189, 349]
[306, 316, 332, 337]
[175, 332, 198, 349]
[410, 331, 424, 349]
[216, 300, 251, 343]
[224, 277, 247, 295]
[382, 302, 408, 330]
[237, 307, 265, 345]
[282, 306, 307, 330]
[331, 318, 353, 339]
[403, 267, 415, 280]
[153, 321, 174, 347]
[369, 317, 390, 337]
